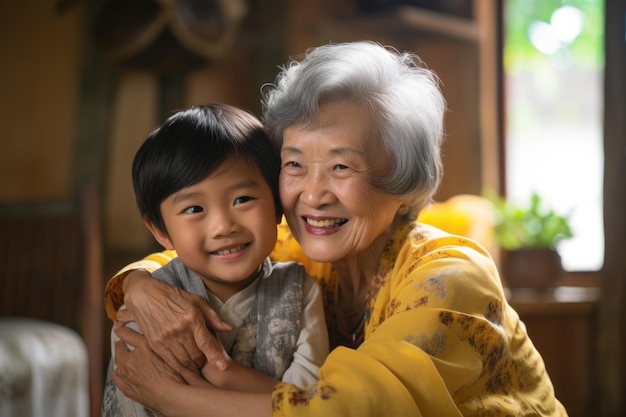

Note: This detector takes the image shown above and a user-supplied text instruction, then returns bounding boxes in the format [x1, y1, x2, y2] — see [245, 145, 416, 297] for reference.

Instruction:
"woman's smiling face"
[279, 100, 406, 263]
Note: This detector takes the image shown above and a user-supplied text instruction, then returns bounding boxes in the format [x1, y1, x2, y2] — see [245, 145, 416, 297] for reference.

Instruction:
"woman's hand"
[112, 325, 214, 415]
[117, 269, 232, 374]
[114, 326, 273, 417]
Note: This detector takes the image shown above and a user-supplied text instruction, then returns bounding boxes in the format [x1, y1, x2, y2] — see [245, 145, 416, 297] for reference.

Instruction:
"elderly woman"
[107, 41, 567, 416]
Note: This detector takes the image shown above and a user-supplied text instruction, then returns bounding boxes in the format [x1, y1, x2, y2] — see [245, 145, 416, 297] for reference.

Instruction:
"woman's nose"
[300, 166, 336, 208]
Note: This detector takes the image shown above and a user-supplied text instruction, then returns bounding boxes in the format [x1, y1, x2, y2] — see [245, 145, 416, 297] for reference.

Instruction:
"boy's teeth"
[216, 245, 245, 255]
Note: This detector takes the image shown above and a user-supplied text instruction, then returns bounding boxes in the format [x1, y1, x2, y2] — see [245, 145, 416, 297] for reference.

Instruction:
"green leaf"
[485, 190, 574, 250]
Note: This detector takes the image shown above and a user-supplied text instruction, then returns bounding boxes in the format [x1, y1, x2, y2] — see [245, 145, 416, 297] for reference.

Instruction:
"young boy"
[102, 104, 328, 416]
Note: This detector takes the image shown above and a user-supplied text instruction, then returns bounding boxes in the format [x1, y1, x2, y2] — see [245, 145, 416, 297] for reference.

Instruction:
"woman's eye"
[234, 196, 253, 206]
[334, 164, 349, 170]
[285, 161, 300, 168]
[183, 206, 204, 214]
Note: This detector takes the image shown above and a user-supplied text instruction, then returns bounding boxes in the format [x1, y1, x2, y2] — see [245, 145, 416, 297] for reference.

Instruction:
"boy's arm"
[280, 278, 329, 387]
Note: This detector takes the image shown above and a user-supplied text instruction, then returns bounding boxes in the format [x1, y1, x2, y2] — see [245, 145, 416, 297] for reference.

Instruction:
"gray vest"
[153, 257, 306, 379]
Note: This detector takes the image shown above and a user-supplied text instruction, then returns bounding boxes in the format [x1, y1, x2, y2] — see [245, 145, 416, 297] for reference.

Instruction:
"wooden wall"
[0, 0, 497, 258]
[0, 2, 81, 201]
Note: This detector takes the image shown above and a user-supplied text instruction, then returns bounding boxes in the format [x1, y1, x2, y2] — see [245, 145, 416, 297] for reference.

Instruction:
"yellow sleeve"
[104, 250, 177, 320]
[272, 310, 467, 417]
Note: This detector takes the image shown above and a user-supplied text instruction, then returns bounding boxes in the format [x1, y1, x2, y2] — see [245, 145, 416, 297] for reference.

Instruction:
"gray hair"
[261, 41, 446, 216]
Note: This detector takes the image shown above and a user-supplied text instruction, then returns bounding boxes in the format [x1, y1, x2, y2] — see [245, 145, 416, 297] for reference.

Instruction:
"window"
[503, 0, 605, 271]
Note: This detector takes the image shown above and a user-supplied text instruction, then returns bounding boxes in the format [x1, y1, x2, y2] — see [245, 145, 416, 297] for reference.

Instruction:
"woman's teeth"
[305, 218, 347, 227]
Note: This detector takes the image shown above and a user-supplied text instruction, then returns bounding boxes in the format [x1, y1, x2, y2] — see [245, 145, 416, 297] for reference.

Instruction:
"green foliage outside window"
[504, 0, 604, 71]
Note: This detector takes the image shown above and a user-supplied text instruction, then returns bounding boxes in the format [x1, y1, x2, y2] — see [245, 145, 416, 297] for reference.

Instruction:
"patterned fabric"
[104, 219, 568, 416]
[101, 375, 123, 416]
[270, 222, 568, 417]
[249, 262, 305, 378]
[102, 353, 156, 417]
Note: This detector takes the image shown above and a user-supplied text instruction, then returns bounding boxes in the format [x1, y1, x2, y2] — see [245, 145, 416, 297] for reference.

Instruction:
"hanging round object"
[94, 0, 247, 73]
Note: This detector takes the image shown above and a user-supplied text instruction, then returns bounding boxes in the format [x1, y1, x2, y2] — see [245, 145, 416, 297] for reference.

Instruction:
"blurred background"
[0, 1, 623, 416]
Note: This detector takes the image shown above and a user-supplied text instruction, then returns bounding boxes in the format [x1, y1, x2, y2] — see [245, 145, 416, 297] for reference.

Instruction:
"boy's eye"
[234, 196, 253, 206]
[183, 206, 204, 214]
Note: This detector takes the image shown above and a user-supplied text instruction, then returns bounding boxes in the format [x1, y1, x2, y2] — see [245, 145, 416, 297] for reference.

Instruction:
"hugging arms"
[107, 41, 567, 417]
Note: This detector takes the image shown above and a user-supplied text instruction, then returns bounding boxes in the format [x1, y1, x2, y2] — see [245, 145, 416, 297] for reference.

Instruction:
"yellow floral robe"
[104, 220, 567, 417]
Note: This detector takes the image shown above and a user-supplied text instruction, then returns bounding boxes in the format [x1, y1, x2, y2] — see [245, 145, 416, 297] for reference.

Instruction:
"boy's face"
[147, 156, 279, 299]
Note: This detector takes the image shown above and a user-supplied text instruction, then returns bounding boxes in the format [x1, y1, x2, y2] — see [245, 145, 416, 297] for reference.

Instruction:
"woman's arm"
[113, 326, 273, 417]
[104, 250, 179, 320]
[115, 269, 232, 373]
[200, 359, 280, 393]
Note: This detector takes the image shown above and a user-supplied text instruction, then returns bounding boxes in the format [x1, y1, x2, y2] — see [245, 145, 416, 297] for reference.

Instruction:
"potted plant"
[489, 192, 574, 289]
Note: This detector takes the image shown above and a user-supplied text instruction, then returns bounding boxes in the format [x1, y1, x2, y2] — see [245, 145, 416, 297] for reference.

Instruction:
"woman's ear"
[144, 217, 175, 250]
[397, 203, 410, 216]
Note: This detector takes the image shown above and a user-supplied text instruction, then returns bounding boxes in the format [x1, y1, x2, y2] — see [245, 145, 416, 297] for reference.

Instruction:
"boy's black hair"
[132, 103, 282, 233]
